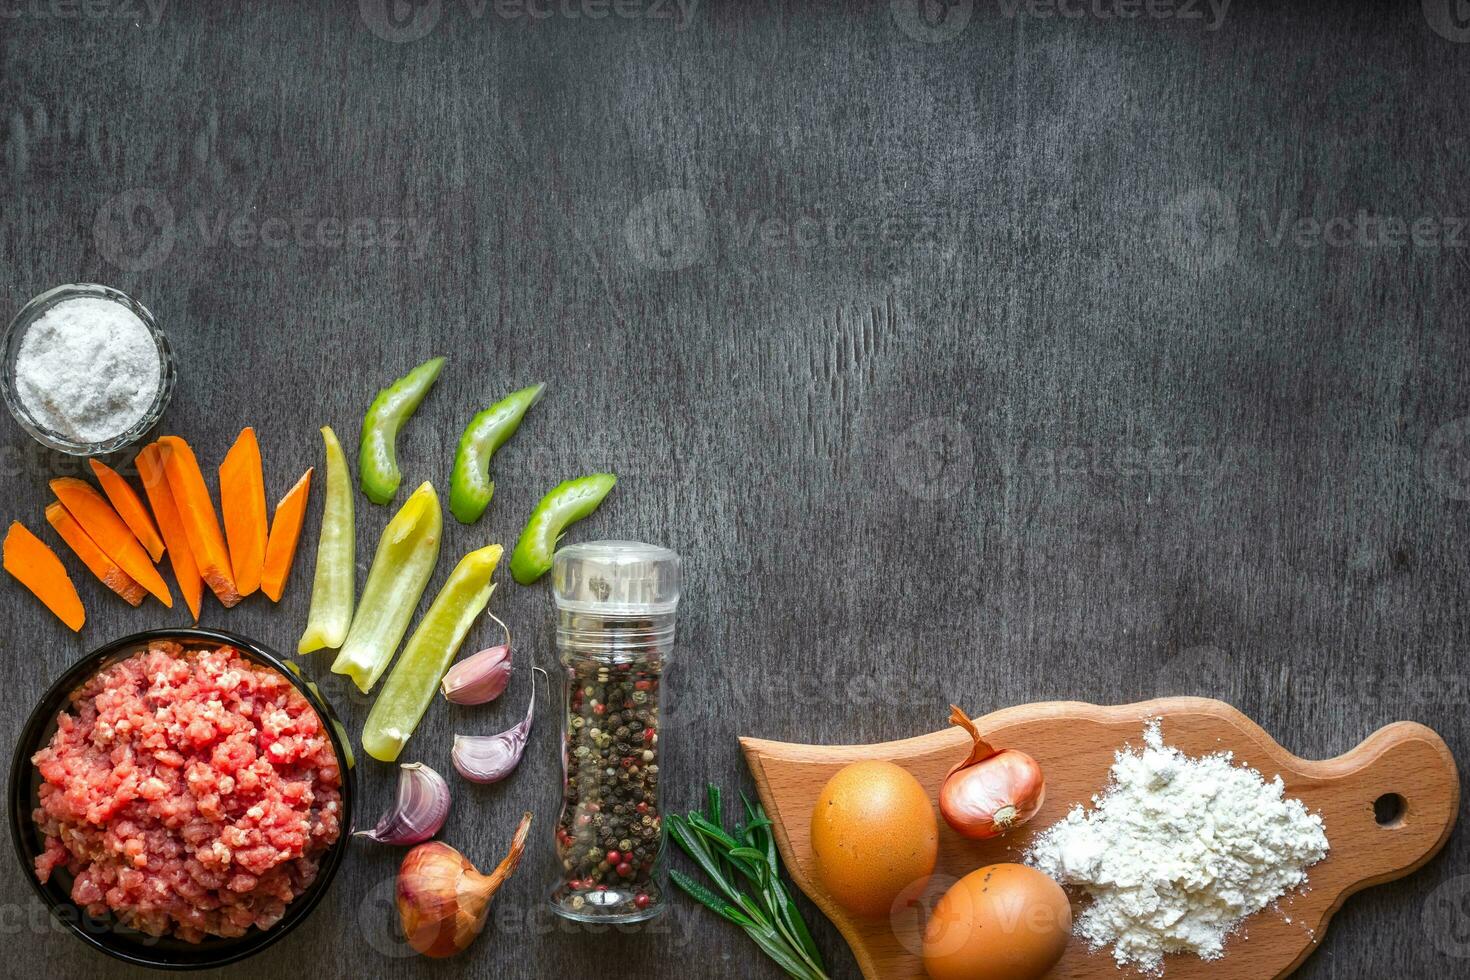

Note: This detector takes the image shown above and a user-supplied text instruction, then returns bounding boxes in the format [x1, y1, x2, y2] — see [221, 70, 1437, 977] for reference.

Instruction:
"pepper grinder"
[548, 540, 681, 923]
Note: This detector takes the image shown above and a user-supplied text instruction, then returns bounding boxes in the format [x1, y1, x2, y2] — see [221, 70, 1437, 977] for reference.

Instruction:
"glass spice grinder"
[549, 540, 681, 923]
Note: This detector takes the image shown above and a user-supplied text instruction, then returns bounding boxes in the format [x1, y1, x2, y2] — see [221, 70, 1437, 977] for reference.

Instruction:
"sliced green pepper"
[297, 425, 355, 653]
[509, 474, 616, 585]
[361, 543, 503, 762]
[331, 481, 443, 693]
[359, 356, 445, 505]
[449, 382, 546, 525]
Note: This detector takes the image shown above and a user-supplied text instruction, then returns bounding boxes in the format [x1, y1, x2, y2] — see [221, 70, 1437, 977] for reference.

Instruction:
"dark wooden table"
[3, 3, 1468, 977]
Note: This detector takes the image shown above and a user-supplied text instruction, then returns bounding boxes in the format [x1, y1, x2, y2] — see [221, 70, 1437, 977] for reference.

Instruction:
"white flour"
[14, 296, 161, 443]
[1026, 721, 1329, 975]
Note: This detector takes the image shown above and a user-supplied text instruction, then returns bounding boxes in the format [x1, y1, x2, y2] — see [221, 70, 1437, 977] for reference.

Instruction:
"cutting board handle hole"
[1373, 792, 1407, 828]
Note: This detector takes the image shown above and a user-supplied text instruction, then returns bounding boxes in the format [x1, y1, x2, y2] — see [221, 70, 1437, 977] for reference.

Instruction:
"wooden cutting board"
[740, 697, 1459, 980]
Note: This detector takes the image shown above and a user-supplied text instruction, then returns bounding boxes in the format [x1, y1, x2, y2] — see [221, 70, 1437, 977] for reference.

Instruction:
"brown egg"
[810, 761, 938, 919]
[922, 864, 1072, 980]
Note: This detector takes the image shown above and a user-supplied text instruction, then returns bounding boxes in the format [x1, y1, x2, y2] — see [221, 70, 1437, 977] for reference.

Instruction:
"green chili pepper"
[297, 425, 355, 654]
[331, 481, 443, 693]
[361, 543, 503, 762]
[358, 356, 445, 505]
[449, 382, 546, 525]
[509, 474, 616, 585]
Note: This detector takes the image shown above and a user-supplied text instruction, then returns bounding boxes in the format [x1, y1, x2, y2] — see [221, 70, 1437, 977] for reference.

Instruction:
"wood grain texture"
[741, 697, 1460, 979]
[1, 2, 1468, 978]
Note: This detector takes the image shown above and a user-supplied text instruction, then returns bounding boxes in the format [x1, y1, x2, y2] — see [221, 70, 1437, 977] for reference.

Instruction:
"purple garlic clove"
[441, 644, 513, 705]
[354, 762, 451, 845]
[452, 667, 545, 783]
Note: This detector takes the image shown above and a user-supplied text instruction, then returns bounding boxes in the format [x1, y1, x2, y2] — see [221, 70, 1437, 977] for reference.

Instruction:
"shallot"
[938, 704, 1046, 839]
[396, 812, 532, 957]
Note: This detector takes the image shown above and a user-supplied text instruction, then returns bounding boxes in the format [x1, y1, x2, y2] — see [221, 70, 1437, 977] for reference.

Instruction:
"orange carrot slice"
[49, 478, 172, 608]
[89, 458, 166, 562]
[219, 427, 268, 598]
[4, 522, 85, 631]
[137, 442, 204, 621]
[156, 436, 240, 608]
[45, 502, 147, 607]
[261, 467, 313, 602]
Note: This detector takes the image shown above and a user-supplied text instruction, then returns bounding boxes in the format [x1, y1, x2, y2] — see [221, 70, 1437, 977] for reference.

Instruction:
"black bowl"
[8, 628, 356, 970]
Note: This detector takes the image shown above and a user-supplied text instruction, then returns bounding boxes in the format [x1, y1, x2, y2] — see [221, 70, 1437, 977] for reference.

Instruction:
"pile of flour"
[15, 296, 161, 443]
[1026, 721, 1328, 975]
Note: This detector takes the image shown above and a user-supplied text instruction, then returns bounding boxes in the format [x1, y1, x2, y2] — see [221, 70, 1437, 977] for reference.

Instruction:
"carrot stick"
[156, 435, 240, 608]
[49, 478, 172, 608]
[219, 427, 268, 598]
[137, 442, 204, 621]
[44, 502, 147, 607]
[261, 467, 313, 602]
[89, 458, 166, 562]
[4, 522, 85, 631]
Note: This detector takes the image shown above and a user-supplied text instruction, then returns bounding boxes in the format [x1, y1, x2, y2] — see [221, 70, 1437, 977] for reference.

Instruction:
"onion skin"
[396, 813, 533, 957]
[939, 705, 1046, 840]
[940, 748, 1046, 839]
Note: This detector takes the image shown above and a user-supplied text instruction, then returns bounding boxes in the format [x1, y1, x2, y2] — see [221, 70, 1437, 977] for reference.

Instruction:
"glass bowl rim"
[1, 283, 175, 457]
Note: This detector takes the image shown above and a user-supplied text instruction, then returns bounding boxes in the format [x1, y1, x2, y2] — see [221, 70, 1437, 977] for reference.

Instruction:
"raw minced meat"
[31, 641, 343, 942]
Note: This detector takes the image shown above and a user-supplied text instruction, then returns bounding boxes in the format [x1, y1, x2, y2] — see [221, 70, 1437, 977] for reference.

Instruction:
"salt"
[14, 296, 162, 444]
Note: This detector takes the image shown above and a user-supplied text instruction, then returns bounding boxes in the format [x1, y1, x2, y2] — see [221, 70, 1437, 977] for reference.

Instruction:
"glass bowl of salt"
[2, 284, 175, 456]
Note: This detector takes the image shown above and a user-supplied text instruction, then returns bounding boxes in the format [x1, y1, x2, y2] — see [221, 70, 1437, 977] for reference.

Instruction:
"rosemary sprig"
[668, 785, 830, 980]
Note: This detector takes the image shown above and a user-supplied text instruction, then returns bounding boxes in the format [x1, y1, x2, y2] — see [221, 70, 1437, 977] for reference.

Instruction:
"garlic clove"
[356, 762, 452, 845]
[440, 644, 512, 705]
[451, 666, 544, 783]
